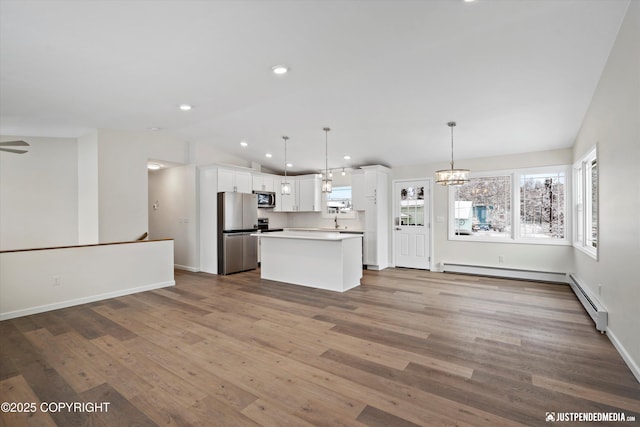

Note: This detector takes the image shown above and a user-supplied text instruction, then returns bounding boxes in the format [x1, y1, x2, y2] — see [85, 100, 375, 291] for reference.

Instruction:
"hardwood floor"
[1, 268, 639, 426]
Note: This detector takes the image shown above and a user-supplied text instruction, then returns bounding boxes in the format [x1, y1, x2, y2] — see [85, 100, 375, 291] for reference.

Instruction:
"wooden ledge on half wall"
[0, 238, 173, 254]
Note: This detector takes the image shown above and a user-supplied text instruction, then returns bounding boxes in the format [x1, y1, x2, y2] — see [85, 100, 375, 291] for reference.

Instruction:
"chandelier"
[435, 121, 469, 186]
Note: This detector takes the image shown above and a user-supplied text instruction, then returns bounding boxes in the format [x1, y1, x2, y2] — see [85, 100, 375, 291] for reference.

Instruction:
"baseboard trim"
[607, 327, 640, 383]
[175, 264, 200, 272]
[0, 280, 175, 321]
[442, 263, 568, 283]
[568, 274, 608, 332]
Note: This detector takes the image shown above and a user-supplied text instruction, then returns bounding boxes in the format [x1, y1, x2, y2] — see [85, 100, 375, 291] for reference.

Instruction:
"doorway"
[393, 179, 431, 269]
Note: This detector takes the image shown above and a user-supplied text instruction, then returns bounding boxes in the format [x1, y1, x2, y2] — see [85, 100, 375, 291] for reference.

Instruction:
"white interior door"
[394, 179, 430, 269]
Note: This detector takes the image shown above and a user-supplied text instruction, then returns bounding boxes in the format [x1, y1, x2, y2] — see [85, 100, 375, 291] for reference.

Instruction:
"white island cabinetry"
[257, 231, 362, 292]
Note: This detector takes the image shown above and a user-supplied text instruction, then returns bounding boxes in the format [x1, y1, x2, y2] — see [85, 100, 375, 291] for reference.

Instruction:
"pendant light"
[435, 121, 470, 186]
[281, 136, 291, 195]
[322, 127, 332, 193]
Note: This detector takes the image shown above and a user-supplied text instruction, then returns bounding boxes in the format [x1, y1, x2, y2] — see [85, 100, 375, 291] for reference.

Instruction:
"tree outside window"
[452, 176, 511, 238]
[520, 172, 566, 239]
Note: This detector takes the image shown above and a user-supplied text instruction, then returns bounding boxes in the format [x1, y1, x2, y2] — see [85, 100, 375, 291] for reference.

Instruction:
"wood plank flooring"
[1, 268, 639, 426]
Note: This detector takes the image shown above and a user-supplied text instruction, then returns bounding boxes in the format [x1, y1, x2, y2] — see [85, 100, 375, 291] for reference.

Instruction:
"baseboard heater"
[442, 263, 568, 284]
[568, 274, 608, 333]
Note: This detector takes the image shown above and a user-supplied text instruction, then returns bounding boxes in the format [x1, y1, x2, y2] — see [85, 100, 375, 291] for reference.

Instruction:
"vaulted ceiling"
[0, 0, 629, 173]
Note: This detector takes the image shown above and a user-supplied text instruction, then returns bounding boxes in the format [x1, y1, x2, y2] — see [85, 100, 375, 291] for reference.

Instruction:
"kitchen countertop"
[284, 227, 365, 233]
[251, 231, 363, 241]
[257, 228, 284, 233]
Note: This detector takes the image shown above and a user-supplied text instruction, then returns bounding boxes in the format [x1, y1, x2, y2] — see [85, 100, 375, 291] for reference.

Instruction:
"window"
[573, 147, 598, 258]
[519, 171, 566, 239]
[326, 186, 353, 214]
[452, 175, 511, 238]
[400, 186, 425, 226]
[449, 166, 569, 244]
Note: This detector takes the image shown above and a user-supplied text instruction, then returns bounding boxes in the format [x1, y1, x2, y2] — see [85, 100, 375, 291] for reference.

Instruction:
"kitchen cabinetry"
[297, 175, 321, 212]
[351, 170, 365, 210]
[275, 174, 321, 212]
[252, 174, 275, 192]
[275, 177, 297, 212]
[357, 165, 391, 270]
[218, 168, 251, 193]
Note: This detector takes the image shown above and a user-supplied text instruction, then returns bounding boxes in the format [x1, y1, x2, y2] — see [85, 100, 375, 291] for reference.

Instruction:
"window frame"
[321, 185, 358, 219]
[573, 147, 598, 259]
[448, 165, 571, 245]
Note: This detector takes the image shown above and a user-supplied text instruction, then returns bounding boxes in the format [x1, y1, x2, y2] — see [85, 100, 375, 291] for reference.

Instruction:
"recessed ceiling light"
[343, 155, 351, 160]
[179, 104, 192, 111]
[240, 141, 248, 147]
[148, 163, 161, 170]
[147, 127, 162, 131]
[463, 0, 476, 2]
[286, 163, 293, 168]
[265, 153, 273, 158]
[272, 65, 288, 75]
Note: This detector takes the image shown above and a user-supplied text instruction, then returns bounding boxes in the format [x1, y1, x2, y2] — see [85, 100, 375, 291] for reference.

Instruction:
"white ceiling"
[0, 0, 629, 173]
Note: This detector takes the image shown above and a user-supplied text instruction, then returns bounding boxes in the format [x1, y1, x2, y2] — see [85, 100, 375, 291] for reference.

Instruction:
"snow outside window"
[449, 166, 570, 245]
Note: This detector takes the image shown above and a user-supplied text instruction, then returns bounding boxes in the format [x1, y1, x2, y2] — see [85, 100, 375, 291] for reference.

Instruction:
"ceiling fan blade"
[0, 148, 28, 154]
[0, 140, 29, 147]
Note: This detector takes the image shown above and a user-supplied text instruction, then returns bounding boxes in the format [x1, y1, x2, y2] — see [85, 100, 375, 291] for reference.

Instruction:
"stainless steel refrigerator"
[217, 192, 258, 275]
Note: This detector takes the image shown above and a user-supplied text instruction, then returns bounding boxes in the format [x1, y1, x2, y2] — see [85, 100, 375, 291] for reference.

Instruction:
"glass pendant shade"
[281, 180, 291, 195]
[321, 178, 332, 193]
[436, 121, 470, 186]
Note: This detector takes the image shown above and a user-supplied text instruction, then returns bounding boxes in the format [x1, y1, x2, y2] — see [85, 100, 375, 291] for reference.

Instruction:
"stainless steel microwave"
[253, 191, 276, 208]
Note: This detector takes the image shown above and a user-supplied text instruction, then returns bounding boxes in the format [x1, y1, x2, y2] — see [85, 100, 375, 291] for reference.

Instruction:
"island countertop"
[251, 231, 363, 241]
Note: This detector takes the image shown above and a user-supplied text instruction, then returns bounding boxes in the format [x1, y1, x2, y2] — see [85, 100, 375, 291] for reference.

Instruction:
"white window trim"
[573, 146, 598, 259]
[448, 165, 571, 245]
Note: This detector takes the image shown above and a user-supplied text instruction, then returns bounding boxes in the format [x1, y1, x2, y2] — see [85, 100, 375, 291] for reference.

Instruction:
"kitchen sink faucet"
[334, 215, 339, 229]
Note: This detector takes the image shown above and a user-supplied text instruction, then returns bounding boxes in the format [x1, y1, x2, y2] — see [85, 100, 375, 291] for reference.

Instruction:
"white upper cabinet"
[351, 170, 365, 211]
[274, 175, 320, 212]
[252, 174, 275, 192]
[218, 168, 252, 193]
[275, 176, 297, 212]
[297, 175, 321, 212]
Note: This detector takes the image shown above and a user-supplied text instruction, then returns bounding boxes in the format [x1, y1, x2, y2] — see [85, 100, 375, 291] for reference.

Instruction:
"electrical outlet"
[53, 275, 61, 286]
[498, 255, 504, 264]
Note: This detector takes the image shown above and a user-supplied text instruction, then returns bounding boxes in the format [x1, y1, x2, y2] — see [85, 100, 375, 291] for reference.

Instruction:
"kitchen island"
[254, 231, 362, 292]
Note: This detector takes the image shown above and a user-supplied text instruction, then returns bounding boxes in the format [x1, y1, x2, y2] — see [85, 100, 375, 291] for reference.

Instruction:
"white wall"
[393, 148, 575, 273]
[0, 240, 175, 320]
[571, 2, 639, 380]
[77, 130, 99, 244]
[190, 140, 252, 167]
[0, 135, 78, 250]
[96, 129, 150, 242]
[148, 164, 199, 271]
